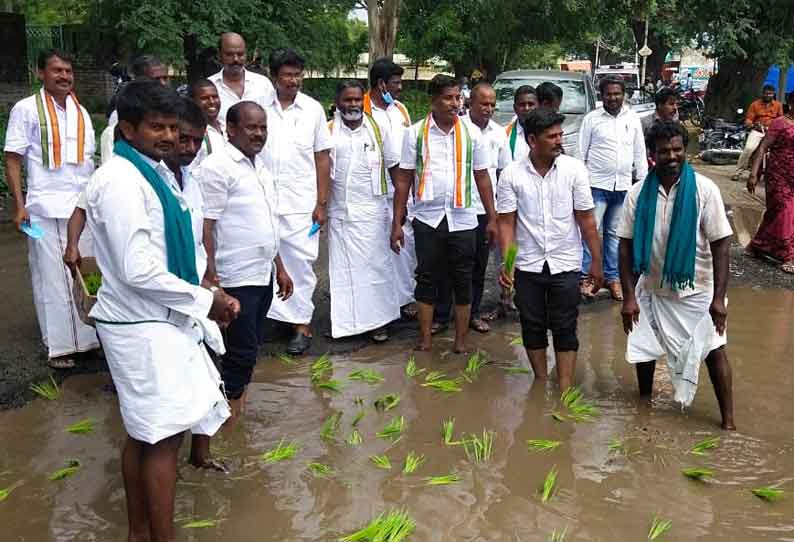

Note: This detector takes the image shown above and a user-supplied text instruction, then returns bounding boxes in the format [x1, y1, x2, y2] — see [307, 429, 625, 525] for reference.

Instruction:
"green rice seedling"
[682, 467, 714, 481]
[346, 429, 363, 446]
[316, 379, 344, 393]
[83, 272, 102, 296]
[462, 429, 495, 463]
[351, 409, 366, 427]
[353, 396, 365, 407]
[320, 412, 343, 441]
[503, 243, 518, 276]
[310, 353, 333, 383]
[30, 376, 60, 401]
[608, 438, 625, 455]
[405, 355, 425, 377]
[373, 393, 400, 411]
[424, 473, 461, 486]
[442, 418, 460, 445]
[261, 439, 299, 462]
[540, 465, 558, 502]
[509, 336, 524, 346]
[560, 386, 599, 421]
[752, 487, 784, 501]
[527, 439, 562, 453]
[464, 351, 488, 377]
[504, 366, 531, 374]
[424, 370, 446, 382]
[0, 481, 21, 503]
[277, 353, 297, 366]
[402, 452, 425, 474]
[648, 517, 672, 540]
[690, 436, 720, 456]
[48, 459, 81, 481]
[348, 369, 385, 385]
[370, 454, 392, 470]
[339, 509, 415, 542]
[376, 416, 406, 441]
[421, 377, 464, 393]
[182, 519, 218, 528]
[307, 462, 334, 477]
[549, 527, 568, 542]
[65, 419, 95, 434]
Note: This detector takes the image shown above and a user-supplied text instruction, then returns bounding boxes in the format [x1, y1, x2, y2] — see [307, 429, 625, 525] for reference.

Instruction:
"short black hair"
[369, 58, 403, 88]
[179, 97, 207, 131]
[521, 108, 565, 138]
[428, 74, 460, 97]
[762, 83, 776, 93]
[269, 48, 305, 77]
[335, 79, 365, 98]
[226, 100, 264, 126]
[188, 78, 217, 99]
[645, 120, 689, 154]
[514, 85, 536, 103]
[116, 79, 182, 129]
[536, 82, 563, 104]
[655, 87, 678, 108]
[130, 54, 163, 79]
[599, 76, 625, 95]
[37, 48, 73, 70]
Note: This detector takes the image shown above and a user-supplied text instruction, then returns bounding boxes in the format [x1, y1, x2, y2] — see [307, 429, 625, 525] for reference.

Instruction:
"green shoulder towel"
[632, 161, 698, 291]
[113, 140, 199, 285]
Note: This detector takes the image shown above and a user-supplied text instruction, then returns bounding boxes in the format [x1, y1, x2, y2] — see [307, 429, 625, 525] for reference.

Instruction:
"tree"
[359, 0, 400, 63]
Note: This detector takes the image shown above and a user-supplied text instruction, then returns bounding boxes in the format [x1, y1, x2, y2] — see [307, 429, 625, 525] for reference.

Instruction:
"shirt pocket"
[551, 184, 574, 237]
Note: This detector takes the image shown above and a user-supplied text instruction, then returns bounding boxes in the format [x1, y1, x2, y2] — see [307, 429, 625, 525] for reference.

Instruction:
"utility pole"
[640, 15, 650, 85]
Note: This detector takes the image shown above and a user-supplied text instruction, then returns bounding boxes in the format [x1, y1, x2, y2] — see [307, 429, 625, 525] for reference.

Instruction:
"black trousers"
[413, 217, 476, 306]
[514, 263, 580, 352]
[221, 283, 274, 399]
[434, 214, 489, 322]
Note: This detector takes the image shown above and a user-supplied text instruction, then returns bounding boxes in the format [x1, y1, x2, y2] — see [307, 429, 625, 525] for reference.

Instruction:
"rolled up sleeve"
[572, 162, 595, 211]
[496, 167, 518, 214]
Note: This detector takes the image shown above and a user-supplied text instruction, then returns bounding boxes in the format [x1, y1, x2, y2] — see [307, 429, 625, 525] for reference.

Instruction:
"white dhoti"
[328, 217, 400, 338]
[267, 213, 320, 325]
[28, 214, 99, 358]
[96, 319, 229, 444]
[626, 279, 727, 407]
[387, 197, 417, 307]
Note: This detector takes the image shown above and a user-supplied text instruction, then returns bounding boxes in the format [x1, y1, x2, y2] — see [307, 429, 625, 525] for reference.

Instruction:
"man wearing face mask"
[327, 81, 401, 342]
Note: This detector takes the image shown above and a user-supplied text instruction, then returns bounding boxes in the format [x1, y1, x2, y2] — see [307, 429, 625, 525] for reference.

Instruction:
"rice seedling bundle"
[308, 462, 334, 477]
[560, 386, 599, 421]
[752, 487, 784, 501]
[689, 436, 720, 456]
[402, 452, 425, 474]
[316, 379, 344, 392]
[310, 353, 333, 383]
[339, 509, 415, 542]
[405, 355, 425, 377]
[462, 429, 495, 463]
[424, 370, 446, 382]
[421, 377, 464, 393]
[351, 410, 366, 427]
[527, 439, 562, 453]
[374, 393, 400, 411]
[261, 439, 299, 462]
[424, 473, 461, 486]
[648, 517, 672, 540]
[0, 481, 21, 502]
[540, 466, 557, 502]
[65, 419, 95, 434]
[464, 351, 488, 377]
[83, 272, 102, 296]
[348, 369, 385, 385]
[182, 519, 218, 528]
[346, 429, 363, 446]
[503, 243, 518, 276]
[441, 419, 460, 445]
[48, 459, 81, 481]
[376, 416, 406, 441]
[682, 467, 713, 481]
[320, 412, 343, 441]
[369, 455, 392, 470]
[30, 376, 60, 401]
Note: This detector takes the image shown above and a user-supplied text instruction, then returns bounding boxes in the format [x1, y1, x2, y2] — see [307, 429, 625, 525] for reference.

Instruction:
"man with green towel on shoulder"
[618, 120, 735, 430]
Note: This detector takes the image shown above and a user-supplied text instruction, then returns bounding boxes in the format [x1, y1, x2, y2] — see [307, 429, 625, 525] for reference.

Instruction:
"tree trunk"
[630, 20, 670, 84]
[704, 56, 768, 119]
[367, 0, 400, 66]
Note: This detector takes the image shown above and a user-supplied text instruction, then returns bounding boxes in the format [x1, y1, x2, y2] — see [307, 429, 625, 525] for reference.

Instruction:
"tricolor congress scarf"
[632, 161, 698, 291]
[363, 92, 411, 127]
[505, 119, 519, 160]
[113, 139, 200, 286]
[328, 112, 388, 195]
[415, 114, 473, 208]
[34, 88, 89, 169]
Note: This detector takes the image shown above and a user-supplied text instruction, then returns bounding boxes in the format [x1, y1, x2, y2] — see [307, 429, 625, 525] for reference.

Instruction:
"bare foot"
[191, 458, 229, 473]
[453, 343, 469, 354]
[414, 341, 431, 351]
[721, 421, 737, 431]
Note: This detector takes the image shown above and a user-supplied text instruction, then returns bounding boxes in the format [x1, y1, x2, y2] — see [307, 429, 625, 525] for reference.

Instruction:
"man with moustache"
[83, 79, 239, 540]
[189, 78, 226, 166]
[501, 85, 538, 163]
[4, 49, 98, 369]
[209, 32, 274, 131]
[263, 48, 332, 355]
[391, 74, 498, 353]
[579, 77, 647, 301]
[198, 101, 293, 421]
[618, 120, 735, 430]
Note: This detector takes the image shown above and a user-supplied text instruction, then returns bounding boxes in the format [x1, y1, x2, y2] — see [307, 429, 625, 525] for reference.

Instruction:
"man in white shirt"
[497, 109, 603, 392]
[263, 48, 333, 355]
[328, 81, 401, 342]
[365, 58, 417, 319]
[501, 85, 538, 164]
[434, 83, 508, 334]
[188, 78, 226, 167]
[579, 77, 648, 301]
[4, 49, 99, 369]
[84, 79, 239, 541]
[618, 120, 735, 430]
[391, 74, 498, 353]
[208, 32, 275, 131]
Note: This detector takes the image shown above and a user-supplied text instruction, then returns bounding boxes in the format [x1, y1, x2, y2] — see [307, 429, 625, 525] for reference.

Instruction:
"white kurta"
[4, 93, 98, 357]
[328, 118, 400, 337]
[85, 152, 228, 444]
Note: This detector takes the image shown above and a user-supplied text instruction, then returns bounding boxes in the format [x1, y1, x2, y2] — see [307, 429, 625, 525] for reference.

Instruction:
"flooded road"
[1, 286, 794, 541]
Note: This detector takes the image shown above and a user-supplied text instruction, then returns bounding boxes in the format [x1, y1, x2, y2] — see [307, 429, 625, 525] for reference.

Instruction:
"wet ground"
[1, 286, 794, 541]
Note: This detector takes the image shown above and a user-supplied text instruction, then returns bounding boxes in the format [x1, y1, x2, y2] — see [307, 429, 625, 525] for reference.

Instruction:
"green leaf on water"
[320, 412, 343, 441]
[690, 436, 720, 456]
[424, 473, 461, 486]
[527, 439, 562, 453]
[339, 509, 415, 542]
[373, 393, 400, 411]
[376, 416, 406, 441]
[370, 454, 392, 470]
[752, 487, 784, 501]
[261, 439, 299, 462]
[65, 418, 95, 434]
[183, 519, 218, 529]
[48, 459, 81, 481]
[307, 462, 334, 478]
[648, 516, 672, 540]
[682, 467, 714, 481]
[30, 376, 60, 401]
[348, 369, 385, 385]
[540, 465, 558, 502]
[402, 451, 425, 474]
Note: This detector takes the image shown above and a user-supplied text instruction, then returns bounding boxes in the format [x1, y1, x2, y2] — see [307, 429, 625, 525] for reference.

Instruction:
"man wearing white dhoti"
[263, 48, 332, 355]
[328, 81, 401, 342]
[618, 120, 735, 430]
[4, 49, 99, 369]
[84, 80, 239, 540]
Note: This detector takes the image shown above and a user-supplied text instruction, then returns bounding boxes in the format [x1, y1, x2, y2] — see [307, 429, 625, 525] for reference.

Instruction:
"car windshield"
[493, 77, 588, 115]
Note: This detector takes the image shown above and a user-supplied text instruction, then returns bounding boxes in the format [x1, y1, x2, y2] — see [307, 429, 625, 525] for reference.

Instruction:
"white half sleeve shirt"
[208, 69, 275, 130]
[463, 114, 507, 215]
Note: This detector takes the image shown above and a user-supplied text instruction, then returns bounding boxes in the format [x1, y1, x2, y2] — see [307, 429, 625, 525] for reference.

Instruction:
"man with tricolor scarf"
[391, 74, 498, 353]
[618, 120, 735, 430]
[4, 49, 99, 369]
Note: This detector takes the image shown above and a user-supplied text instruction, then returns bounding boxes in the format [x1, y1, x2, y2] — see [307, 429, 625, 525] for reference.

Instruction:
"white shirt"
[579, 105, 648, 191]
[328, 119, 400, 222]
[367, 99, 411, 195]
[208, 68, 275, 130]
[498, 116, 530, 164]
[4, 94, 95, 218]
[463, 113, 509, 215]
[399, 115, 489, 232]
[262, 92, 333, 215]
[617, 172, 733, 298]
[198, 143, 279, 288]
[85, 153, 213, 326]
[190, 124, 226, 171]
[497, 154, 594, 274]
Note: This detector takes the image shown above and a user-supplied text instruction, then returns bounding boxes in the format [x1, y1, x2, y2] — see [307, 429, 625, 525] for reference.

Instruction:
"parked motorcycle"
[699, 108, 747, 165]
[677, 87, 705, 127]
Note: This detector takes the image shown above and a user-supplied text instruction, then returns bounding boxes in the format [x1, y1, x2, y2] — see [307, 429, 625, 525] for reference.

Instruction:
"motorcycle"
[699, 108, 747, 165]
[677, 87, 705, 127]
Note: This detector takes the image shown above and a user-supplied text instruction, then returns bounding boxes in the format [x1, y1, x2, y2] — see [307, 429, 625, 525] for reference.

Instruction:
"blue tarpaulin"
[765, 65, 794, 93]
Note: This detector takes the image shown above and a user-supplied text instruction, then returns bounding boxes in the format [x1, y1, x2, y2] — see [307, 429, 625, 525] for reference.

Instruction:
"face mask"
[341, 108, 363, 122]
[382, 91, 395, 105]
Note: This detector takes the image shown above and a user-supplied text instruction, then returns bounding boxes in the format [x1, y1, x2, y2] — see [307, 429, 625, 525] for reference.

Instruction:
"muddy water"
[1, 287, 794, 541]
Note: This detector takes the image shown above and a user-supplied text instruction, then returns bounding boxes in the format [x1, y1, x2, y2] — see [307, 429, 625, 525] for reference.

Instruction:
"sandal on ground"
[781, 262, 794, 274]
[370, 327, 389, 343]
[579, 277, 596, 298]
[430, 321, 448, 335]
[48, 356, 75, 370]
[469, 318, 490, 333]
[607, 280, 624, 301]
